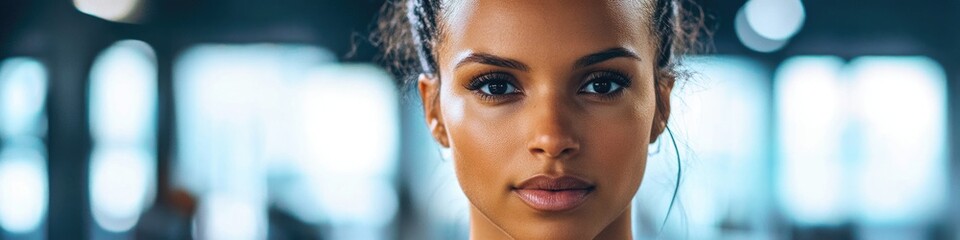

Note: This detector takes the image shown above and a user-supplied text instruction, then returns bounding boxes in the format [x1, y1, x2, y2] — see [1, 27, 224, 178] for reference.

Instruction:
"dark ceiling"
[1, 0, 958, 62]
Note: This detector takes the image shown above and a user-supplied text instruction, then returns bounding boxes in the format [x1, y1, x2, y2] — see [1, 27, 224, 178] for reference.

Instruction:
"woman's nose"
[525, 99, 581, 160]
[528, 133, 580, 159]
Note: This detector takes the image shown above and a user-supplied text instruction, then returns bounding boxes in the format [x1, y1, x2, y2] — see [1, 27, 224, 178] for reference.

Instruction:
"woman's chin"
[498, 208, 606, 240]
[506, 223, 601, 240]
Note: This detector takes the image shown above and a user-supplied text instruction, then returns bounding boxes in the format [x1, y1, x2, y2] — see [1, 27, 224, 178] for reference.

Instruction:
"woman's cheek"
[588, 104, 653, 192]
[444, 95, 523, 198]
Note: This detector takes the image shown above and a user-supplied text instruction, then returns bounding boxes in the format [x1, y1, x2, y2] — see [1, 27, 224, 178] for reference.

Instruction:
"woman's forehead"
[438, 0, 654, 71]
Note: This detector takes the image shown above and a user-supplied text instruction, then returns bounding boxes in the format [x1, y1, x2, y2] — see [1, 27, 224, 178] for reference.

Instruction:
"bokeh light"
[0, 58, 47, 138]
[299, 64, 400, 230]
[735, 5, 789, 53]
[847, 57, 947, 226]
[72, 0, 142, 23]
[89, 147, 155, 232]
[775, 56, 849, 226]
[87, 40, 158, 233]
[88, 40, 157, 145]
[745, 0, 806, 40]
[0, 57, 48, 235]
[0, 144, 48, 233]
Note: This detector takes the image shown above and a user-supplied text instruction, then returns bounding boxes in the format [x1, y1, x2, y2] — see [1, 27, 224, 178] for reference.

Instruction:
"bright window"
[175, 44, 401, 239]
[774, 55, 948, 230]
[847, 57, 947, 226]
[775, 56, 849, 226]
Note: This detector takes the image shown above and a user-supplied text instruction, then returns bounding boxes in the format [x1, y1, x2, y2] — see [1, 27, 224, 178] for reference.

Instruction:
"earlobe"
[650, 73, 675, 143]
[418, 73, 450, 148]
[431, 120, 450, 148]
[650, 120, 666, 143]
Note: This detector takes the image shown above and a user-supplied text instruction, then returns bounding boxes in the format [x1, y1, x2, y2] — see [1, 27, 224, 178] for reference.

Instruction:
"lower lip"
[513, 189, 592, 212]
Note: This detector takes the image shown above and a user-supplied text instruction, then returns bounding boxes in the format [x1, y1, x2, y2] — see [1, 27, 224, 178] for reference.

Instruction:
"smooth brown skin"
[418, 1, 672, 239]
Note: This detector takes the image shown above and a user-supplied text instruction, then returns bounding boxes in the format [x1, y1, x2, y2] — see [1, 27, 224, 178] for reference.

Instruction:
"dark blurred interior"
[0, 0, 958, 239]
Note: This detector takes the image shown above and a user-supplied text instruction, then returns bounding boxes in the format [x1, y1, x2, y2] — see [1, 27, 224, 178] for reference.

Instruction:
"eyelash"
[463, 70, 633, 102]
[464, 72, 521, 102]
[579, 70, 632, 100]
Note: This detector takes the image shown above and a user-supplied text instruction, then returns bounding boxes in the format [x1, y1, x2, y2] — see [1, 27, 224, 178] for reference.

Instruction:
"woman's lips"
[512, 175, 595, 212]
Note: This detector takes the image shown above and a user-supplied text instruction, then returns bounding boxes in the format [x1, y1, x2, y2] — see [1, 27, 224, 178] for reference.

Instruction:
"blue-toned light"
[847, 56, 947, 225]
[88, 40, 157, 145]
[174, 44, 335, 239]
[0, 57, 48, 234]
[89, 147, 155, 232]
[0, 143, 48, 233]
[300, 64, 399, 178]
[87, 40, 158, 233]
[0, 58, 48, 138]
[736, 5, 788, 53]
[198, 194, 266, 240]
[745, 0, 806, 40]
[298, 64, 400, 239]
[775, 56, 849, 226]
[174, 44, 331, 196]
[312, 179, 398, 227]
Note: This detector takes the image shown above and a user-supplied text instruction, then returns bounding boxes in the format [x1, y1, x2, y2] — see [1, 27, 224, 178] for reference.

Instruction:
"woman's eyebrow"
[454, 52, 530, 71]
[573, 47, 641, 69]
[452, 47, 640, 71]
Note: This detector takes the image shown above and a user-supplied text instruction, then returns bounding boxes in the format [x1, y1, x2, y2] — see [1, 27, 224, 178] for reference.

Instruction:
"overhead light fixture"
[735, 6, 788, 52]
[73, 0, 143, 23]
[744, 0, 806, 41]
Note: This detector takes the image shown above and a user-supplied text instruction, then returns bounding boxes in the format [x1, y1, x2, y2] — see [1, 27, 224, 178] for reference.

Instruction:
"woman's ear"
[650, 73, 675, 143]
[418, 74, 450, 148]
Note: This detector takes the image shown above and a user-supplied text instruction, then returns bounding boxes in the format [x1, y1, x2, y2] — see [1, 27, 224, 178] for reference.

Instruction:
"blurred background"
[0, 0, 956, 239]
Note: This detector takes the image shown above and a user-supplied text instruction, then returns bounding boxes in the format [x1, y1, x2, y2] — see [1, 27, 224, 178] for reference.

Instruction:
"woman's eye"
[580, 79, 623, 94]
[480, 80, 518, 95]
[579, 71, 630, 95]
[467, 72, 519, 97]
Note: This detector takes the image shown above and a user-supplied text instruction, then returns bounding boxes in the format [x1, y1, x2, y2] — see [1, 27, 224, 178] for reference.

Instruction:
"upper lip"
[514, 175, 595, 191]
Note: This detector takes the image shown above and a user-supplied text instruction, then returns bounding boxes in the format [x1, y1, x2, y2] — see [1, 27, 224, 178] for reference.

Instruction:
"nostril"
[527, 130, 580, 159]
[560, 148, 576, 156]
[529, 145, 578, 159]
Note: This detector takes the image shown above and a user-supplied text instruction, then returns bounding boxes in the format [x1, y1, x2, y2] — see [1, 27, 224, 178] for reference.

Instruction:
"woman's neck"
[468, 205, 634, 240]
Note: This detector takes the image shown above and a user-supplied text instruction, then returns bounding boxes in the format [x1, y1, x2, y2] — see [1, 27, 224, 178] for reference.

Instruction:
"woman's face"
[419, 0, 668, 239]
